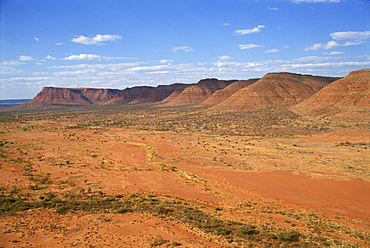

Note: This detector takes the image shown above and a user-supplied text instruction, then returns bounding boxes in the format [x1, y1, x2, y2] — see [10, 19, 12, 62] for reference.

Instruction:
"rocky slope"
[162, 78, 236, 106]
[211, 72, 339, 111]
[290, 69, 370, 116]
[199, 79, 259, 106]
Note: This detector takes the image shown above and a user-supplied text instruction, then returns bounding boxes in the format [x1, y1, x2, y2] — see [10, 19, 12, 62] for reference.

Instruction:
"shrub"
[238, 225, 258, 235]
[56, 206, 69, 214]
[150, 236, 164, 246]
[216, 227, 231, 235]
[274, 230, 301, 242]
[153, 204, 165, 214]
[117, 208, 133, 214]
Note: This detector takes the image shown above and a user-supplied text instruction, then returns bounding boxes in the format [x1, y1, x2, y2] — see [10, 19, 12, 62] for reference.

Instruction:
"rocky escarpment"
[200, 79, 259, 106]
[211, 73, 339, 111]
[163, 78, 236, 106]
[22, 87, 121, 106]
[130, 84, 190, 104]
[105, 86, 155, 105]
[290, 69, 370, 116]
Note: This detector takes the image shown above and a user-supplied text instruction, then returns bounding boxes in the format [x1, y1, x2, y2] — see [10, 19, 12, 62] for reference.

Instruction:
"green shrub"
[237, 225, 258, 235]
[216, 227, 231, 235]
[150, 236, 163, 246]
[117, 208, 133, 214]
[274, 230, 301, 242]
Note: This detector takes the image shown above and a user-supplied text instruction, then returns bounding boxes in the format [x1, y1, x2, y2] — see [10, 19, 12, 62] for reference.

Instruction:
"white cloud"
[324, 51, 344, 55]
[1, 61, 24, 66]
[34, 37, 39, 42]
[45, 55, 57, 60]
[64, 54, 102, 61]
[172, 46, 194, 52]
[159, 59, 173, 64]
[19, 55, 35, 61]
[267, 6, 279, 10]
[103, 56, 125, 61]
[56, 43, 63, 46]
[0, 66, 23, 75]
[305, 31, 370, 51]
[264, 49, 280, 53]
[290, 0, 340, 3]
[293, 56, 335, 63]
[331, 31, 370, 44]
[63, 54, 124, 61]
[217, 56, 234, 60]
[71, 34, 122, 45]
[238, 44, 263, 50]
[234, 25, 265, 35]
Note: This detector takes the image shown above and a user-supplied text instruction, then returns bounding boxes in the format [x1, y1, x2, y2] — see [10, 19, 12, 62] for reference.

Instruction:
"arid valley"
[0, 70, 370, 247]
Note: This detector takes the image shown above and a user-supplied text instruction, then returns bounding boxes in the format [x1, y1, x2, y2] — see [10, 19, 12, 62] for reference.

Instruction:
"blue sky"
[0, 0, 369, 99]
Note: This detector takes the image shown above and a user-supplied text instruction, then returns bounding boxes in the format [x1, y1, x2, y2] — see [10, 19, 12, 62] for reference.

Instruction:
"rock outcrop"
[290, 69, 370, 116]
[211, 72, 339, 111]
[105, 86, 155, 105]
[131, 84, 190, 104]
[199, 79, 258, 106]
[163, 78, 236, 106]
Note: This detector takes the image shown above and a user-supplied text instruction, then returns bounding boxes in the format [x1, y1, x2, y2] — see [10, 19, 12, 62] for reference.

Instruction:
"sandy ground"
[0, 122, 369, 247]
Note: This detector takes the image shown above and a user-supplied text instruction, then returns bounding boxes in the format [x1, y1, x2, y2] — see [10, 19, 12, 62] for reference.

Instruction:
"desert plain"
[0, 103, 369, 247]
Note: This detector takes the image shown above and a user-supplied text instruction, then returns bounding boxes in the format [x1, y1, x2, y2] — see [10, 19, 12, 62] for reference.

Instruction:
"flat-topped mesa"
[105, 86, 155, 105]
[290, 69, 370, 116]
[211, 72, 339, 111]
[128, 83, 190, 104]
[21, 87, 120, 106]
[77, 88, 121, 104]
[162, 78, 236, 106]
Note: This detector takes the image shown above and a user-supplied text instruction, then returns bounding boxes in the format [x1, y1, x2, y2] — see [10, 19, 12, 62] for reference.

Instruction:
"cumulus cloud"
[238, 44, 263, 50]
[172, 46, 194, 52]
[71, 34, 122, 45]
[305, 31, 370, 51]
[63, 54, 124, 61]
[234, 25, 265, 35]
[19, 55, 35, 61]
[64, 54, 101, 60]
[45, 55, 57, 60]
[331, 31, 370, 44]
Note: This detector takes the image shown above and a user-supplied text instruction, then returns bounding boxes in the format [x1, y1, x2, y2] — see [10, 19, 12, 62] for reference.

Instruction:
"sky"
[0, 0, 369, 99]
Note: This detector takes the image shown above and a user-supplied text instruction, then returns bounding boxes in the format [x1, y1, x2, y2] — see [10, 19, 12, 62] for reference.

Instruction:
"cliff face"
[163, 79, 236, 106]
[105, 86, 155, 105]
[290, 69, 370, 116]
[130, 84, 189, 104]
[199, 79, 259, 106]
[22, 87, 121, 106]
[22, 83, 192, 107]
[211, 73, 338, 111]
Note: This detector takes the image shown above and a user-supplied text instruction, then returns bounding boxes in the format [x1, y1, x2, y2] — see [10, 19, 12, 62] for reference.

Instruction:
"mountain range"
[10, 69, 370, 119]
